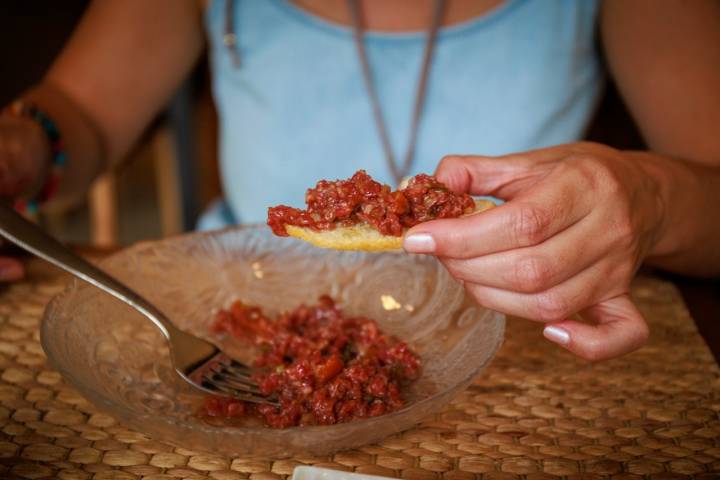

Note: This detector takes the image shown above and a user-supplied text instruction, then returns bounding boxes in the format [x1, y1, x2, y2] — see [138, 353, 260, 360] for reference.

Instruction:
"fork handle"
[0, 203, 177, 339]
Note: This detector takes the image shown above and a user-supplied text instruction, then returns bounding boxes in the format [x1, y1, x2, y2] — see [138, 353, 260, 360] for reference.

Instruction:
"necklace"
[347, 0, 446, 186]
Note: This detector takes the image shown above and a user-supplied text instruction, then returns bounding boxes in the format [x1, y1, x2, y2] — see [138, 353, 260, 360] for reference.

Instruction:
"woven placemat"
[0, 260, 718, 480]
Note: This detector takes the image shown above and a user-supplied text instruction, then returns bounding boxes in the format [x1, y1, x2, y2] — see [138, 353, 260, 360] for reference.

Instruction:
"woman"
[1, 0, 719, 360]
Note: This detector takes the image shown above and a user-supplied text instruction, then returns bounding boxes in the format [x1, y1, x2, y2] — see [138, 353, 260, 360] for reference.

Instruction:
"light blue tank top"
[200, 0, 603, 229]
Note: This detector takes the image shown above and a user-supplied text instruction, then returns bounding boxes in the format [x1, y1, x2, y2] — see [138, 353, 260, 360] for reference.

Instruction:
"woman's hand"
[403, 142, 665, 361]
[0, 114, 50, 282]
[0, 115, 49, 199]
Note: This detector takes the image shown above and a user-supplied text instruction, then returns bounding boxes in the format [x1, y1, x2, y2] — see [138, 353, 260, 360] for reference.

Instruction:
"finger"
[441, 211, 611, 293]
[0, 256, 24, 282]
[434, 149, 568, 198]
[434, 155, 534, 197]
[542, 294, 649, 361]
[405, 163, 593, 258]
[462, 260, 626, 323]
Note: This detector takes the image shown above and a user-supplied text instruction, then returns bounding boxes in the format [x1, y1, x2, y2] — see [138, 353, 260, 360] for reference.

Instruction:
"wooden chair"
[87, 72, 219, 247]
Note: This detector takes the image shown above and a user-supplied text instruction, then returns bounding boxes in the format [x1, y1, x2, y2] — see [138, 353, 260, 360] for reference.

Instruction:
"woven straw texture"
[0, 261, 718, 480]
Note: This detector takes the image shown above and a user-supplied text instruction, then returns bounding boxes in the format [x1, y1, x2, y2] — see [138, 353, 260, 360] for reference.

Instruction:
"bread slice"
[285, 199, 495, 252]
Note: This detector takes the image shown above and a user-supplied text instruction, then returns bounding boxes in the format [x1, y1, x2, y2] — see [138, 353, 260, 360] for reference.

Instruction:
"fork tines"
[190, 353, 278, 406]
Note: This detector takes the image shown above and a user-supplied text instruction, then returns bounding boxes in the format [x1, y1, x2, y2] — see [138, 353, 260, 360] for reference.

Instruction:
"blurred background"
[1, 1, 717, 357]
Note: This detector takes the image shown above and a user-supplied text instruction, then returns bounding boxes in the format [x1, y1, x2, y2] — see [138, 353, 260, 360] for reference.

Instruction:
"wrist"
[614, 150, 670, 265]
[629, 151, 707, 266]
[633, 151, 672, 257]
[2, 98, 67, 217]
[24, 82, 109, 207]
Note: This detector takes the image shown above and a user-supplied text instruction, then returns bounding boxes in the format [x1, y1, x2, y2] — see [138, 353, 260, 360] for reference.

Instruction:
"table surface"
[0, 260, 719, 480]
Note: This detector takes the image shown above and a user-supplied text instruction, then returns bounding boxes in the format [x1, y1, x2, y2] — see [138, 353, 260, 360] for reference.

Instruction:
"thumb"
[541, 294, 649, 361]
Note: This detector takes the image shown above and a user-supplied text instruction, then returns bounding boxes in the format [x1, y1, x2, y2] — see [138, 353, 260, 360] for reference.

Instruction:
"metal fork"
[0, 204, 276, 406]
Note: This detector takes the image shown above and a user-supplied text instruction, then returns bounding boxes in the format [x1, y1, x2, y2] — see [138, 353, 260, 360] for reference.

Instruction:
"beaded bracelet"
[2, 99, 67, 219]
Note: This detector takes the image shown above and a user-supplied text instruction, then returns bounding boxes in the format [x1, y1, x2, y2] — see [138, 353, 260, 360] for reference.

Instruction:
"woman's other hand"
[0, 114, 52, 283]
[0, 254, 25, 283]
[0, 114, 49, 199]
[403, 142, 664, 361]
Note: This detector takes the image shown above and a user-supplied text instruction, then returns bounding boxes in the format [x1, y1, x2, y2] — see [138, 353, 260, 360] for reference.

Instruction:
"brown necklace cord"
[224, 0, 445, 183]
[224, 0, 242, 68]
[347, 0, 446, 186]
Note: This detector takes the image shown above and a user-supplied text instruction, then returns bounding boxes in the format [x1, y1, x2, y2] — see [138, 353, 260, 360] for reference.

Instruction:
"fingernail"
[543, 325, 570, 346]
[403, 233, 436, 253]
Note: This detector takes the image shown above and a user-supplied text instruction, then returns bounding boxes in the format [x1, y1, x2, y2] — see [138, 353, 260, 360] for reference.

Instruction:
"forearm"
[601, 0, 720, 276]
[637, 151, 720, 277]
[18, 0, 204, 208]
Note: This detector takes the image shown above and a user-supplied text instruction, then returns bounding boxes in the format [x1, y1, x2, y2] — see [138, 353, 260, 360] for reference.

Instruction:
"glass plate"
[41, 226, 504, 457]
